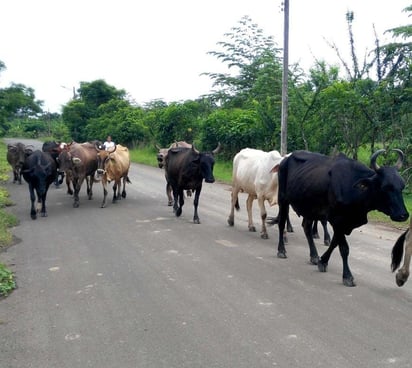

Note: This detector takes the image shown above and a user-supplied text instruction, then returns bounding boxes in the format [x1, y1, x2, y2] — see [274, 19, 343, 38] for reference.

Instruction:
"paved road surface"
[1, 139, 412, 368]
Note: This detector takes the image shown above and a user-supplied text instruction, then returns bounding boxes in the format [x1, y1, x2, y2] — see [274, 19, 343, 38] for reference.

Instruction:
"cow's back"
[106, 145, 130, 179]
[279, 151, 334, 219]
[233, 148, 282, 204]
[71, 143, 98, 175]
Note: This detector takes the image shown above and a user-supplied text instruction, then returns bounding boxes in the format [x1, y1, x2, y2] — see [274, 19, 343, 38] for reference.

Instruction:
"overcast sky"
[0, 0, 410, 113]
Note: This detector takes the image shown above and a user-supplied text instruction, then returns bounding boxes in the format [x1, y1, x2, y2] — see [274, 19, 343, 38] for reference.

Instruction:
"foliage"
[0, 264, 15, 296]
[200, 108, 264, 160]
[0, 140, 17, 296]
[0, 81, 43, 136]
[62, 79, 127, 142]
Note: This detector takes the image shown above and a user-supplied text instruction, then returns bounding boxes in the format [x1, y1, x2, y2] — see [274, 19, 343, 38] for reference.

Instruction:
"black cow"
[22, 150, 57, 219]
[42, 141, 66, 186]
[276, 149, 409, 287]
[165, 144, 221, 224]
[7, 142, 33, 184]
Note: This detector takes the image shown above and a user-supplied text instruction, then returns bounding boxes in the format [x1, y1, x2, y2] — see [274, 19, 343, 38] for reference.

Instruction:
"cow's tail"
[391, 229, 409, 272]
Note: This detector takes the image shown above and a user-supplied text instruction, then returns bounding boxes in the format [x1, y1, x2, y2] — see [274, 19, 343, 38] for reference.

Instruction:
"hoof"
[249, 226, 256, 232]
[41, 212, 48, 218]
[73, 202, 79, 208]
[176, 208, 182, 217]
[396, 273, 407, 287]
[261, 233, 268, 239]
[122, 192, 126, 198]
[193, 218, 200, 224]
[317, 262, 328, 272]
[228, 218, 234, 227]
[31, 214, 37, 220]
[310, 256, 319, 265]
[343, 277, 356, 287]
[277, 251, 287, 259]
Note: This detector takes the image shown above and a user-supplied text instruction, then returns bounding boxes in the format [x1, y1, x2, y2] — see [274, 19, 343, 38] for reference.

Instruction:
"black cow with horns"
[276, 149, 409, 287]
[165, 143, 221, 224]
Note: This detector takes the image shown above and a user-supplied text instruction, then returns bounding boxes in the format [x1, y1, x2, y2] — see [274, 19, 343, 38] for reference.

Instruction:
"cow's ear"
[72, 157, 82, 165]
[270, 164, 280, 173]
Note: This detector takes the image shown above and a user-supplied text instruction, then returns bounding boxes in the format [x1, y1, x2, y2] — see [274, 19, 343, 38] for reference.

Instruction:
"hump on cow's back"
[116, 144, 129, 152]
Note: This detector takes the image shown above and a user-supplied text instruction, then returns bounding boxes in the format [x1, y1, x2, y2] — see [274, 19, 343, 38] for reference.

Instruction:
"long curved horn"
[155, 144, 161, 150]
[109, 144, 117, 153]
[212, 142, 221, 155]
[95, 142, 103, 151]
[370, 149, 386, 171]
[392, 148, 405, 170]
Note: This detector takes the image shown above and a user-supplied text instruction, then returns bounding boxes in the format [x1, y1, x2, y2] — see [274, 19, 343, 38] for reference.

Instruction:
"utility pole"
[280, 0, 289, 156]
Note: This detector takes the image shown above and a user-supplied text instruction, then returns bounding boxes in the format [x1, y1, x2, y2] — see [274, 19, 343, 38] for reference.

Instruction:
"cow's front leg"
[112, 181, 118, 203]
[100, 179, 108, 208]
[73, 177, 83, 208]
[86, 175, 94, 200]
[29, 185, 37, 220]
[246, 194, 257, 233]
[257, 196, 268, 239]
[193, 187, 201, 224]
[40, 192, 48, 217]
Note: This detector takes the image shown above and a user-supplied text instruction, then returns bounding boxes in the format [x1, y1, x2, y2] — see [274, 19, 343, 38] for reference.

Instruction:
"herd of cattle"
[5, 140, 412, 288]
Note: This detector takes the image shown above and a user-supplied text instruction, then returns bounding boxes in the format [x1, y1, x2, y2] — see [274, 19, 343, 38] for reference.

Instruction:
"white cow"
[227, 148, 285, 239]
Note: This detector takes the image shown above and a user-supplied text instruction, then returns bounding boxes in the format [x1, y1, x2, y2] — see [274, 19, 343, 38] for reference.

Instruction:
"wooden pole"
[280, 0, 289, 156]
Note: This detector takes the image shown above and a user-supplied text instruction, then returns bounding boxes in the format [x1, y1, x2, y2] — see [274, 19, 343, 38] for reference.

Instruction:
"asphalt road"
[1, 139, 412, 368]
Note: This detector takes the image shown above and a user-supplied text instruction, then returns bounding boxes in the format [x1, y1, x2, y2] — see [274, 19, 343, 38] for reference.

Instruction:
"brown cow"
[58, 142, 98, 208]
[7, 142, 34, 184]
[94, 144, 131, 208]
[156, 141, 193, 205]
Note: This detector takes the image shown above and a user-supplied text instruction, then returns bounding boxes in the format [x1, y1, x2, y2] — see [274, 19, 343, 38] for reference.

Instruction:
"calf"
[165, 144, 220, 224]
[391, 218, 412, 287]
[22, 150, 57, 219]
[7, 142, 33, 184]
[94, 144, 131, 208]
[276, 149, 408, 287]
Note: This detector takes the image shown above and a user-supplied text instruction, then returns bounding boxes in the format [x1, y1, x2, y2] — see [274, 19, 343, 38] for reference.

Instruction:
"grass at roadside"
[0, 140, 18, 296]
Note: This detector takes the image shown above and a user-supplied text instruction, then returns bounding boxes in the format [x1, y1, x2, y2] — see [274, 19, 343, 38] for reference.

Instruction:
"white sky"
[0, 0, 410, 113]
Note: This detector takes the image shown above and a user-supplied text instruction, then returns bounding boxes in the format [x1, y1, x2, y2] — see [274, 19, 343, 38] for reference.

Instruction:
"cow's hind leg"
[121, 177, 127, 199]
[396, 231, 411, 287]
[227, 188, 240, 227]
[302, 218, 319, 264]
[175, 189, 184, 217]
[277, 203, 288, 258]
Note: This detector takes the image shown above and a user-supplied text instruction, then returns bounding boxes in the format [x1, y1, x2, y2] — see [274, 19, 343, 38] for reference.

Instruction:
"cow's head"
[156, 146, 169, 169]
[195, 143, 221, 183]
[361, 149, 409, 222]
[95, 144, 116, 180]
